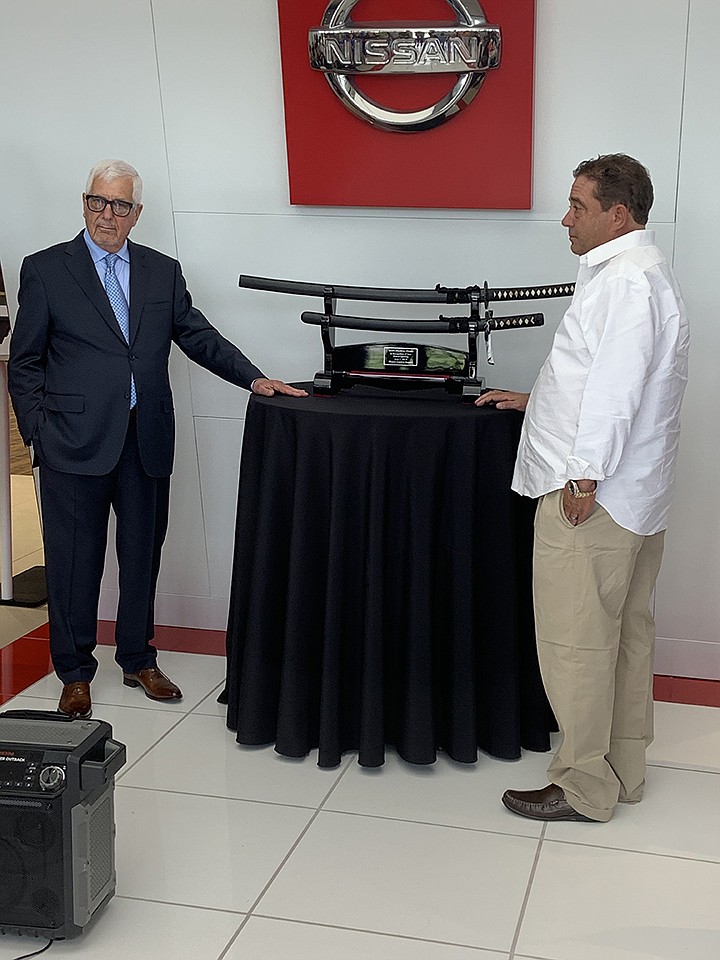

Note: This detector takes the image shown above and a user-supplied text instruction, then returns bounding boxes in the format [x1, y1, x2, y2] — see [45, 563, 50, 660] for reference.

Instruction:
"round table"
[222, 384, 553, 767]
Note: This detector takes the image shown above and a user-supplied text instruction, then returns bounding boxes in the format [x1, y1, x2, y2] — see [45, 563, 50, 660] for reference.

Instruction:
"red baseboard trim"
[3, 622, 720, 708]
[0, 621, 226, 705]
[19, 620, 226, 655]
[653, 674, 720, 708]
[94, 620, 227, 656]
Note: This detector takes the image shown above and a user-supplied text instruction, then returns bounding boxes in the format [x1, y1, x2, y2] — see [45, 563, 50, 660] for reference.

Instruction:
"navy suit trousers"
[39, 414, 171, 683]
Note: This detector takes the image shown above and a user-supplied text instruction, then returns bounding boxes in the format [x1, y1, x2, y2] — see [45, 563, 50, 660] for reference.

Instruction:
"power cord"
[9, 939, 52, 960]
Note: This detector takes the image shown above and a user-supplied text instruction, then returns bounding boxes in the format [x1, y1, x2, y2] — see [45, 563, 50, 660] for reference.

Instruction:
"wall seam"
[149, 0, 213, 597]
[670, 0, 693, 269]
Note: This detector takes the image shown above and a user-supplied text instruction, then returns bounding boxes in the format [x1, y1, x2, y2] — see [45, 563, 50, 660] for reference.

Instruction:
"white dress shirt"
[513, 229, 689, 536]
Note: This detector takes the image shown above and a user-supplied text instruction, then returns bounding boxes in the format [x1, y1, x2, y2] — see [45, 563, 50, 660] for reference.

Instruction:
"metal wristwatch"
[567, 479, 596, 499]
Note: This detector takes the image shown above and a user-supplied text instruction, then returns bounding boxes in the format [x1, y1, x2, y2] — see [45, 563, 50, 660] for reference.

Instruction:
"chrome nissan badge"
[309, 0, 502, 132]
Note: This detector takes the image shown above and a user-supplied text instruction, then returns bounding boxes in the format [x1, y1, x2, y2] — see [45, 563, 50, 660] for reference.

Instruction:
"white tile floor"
[1, 645, 719, 959]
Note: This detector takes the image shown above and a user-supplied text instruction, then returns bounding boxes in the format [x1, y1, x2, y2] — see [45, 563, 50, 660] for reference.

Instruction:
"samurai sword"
[301, 311, 545, 332]
[240, 275, 575, 304]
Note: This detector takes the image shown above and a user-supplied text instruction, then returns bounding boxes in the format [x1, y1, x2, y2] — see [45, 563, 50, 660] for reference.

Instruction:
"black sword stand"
[239, 276, 575, 399]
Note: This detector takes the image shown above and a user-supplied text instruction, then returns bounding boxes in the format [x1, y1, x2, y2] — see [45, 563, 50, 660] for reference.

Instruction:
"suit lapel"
[128, 239, 147, 346]
[63, 232, 126, 343]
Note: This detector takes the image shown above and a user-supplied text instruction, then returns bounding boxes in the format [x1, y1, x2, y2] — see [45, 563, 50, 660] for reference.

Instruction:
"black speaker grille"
[0, 840, 26, 905]
[0, 799, 64, 927]
[32, 887, 61, 920]
[15, 810, 57, 850]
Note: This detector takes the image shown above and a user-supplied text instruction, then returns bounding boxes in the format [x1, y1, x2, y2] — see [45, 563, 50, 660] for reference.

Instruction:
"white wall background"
[0, 0, 717, 677]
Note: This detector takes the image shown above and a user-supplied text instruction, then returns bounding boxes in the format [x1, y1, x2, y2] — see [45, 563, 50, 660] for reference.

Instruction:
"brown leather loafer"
[123, 667, 182, 702]
[502, 783, 594, 822]
[58, 681, 92, 719]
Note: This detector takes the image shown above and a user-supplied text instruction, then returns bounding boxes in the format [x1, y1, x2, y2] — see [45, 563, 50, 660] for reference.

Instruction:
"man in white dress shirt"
[477, 154, 689, 822]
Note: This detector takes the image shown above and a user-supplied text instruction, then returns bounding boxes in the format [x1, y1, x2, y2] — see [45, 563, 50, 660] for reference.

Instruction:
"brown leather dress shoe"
[123, 667, 183, 702]
[502, 783, 594, 822]
[58, 681, 92, 719]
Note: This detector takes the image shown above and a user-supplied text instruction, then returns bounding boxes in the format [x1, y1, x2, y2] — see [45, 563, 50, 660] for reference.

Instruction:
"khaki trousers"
[533, 490, 665, 821]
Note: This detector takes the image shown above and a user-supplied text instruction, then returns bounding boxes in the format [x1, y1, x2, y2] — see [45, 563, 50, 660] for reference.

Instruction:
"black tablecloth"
[223, 384, 554, 767]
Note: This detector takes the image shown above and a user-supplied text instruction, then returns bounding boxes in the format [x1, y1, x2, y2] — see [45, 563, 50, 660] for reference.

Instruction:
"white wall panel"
[195, 418, 246, 600]
[531, 0, 689, 223]
[0, 0, 176, 304]
[152, 0, 289, 215]
[158, 352, 213, 598]
[653, 0, 720, 669]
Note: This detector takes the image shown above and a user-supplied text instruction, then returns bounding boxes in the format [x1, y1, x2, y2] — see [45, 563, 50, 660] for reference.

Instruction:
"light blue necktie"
[104, 253, 136, 408]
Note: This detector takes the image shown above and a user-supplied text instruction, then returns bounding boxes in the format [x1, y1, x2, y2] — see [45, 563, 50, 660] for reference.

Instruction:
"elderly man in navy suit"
[9, 159, 306, 719]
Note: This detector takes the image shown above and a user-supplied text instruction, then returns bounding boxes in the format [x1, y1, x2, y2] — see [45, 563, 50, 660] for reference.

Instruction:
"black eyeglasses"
[85, 194, 136, 217]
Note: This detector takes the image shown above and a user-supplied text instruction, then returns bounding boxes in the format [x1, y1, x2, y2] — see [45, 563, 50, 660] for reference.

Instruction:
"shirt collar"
[83, 228, 130, 265]
[580, 229, 655, 268]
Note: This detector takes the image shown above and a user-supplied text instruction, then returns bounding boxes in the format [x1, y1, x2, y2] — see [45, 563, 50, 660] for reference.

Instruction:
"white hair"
[85, 159, 143, 204]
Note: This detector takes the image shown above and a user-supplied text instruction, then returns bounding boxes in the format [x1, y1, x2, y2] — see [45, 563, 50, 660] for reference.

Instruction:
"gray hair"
[85, 159, 143, 204]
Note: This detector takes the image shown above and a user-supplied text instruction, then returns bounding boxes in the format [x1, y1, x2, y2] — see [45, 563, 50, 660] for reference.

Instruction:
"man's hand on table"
[251, 378, 308, 398]
[474, 390, 530, 412]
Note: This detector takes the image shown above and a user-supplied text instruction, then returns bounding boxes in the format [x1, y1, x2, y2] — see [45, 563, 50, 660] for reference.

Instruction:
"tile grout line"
[7, 690, 221, 717]
[512, 953, 561, 960]
[115, 894, 246, 917]
[647, 760, 720, 775]
[120, 897, 518, 957]
[111, 674, 229, 779]
[246, 913, 516, 954]
[313, 804, 546, 842]
[185, 678, 226, 715]
[116, 781, 325, 814]
[115, 710, 195, 782]
[508, 823, 546, 959]
[215, 754, 357, 960]
[542, 834, 720, 867]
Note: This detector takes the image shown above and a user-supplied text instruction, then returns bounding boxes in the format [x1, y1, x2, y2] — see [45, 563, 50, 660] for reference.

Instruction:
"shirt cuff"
[565, 456, 603, 481]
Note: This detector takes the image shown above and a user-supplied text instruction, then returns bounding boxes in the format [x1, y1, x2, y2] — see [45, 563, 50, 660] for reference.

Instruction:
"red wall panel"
[278, 0, 536, 209]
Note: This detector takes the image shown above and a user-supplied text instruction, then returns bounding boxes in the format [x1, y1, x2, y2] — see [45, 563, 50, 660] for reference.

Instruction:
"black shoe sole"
[57, 707, 92, 720]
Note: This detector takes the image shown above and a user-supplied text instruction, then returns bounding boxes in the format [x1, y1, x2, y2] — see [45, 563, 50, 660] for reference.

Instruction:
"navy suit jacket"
[8, 232, 263, 477]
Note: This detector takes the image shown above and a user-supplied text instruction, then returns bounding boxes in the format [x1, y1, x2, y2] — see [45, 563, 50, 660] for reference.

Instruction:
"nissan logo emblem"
[309, 0, 502, 132]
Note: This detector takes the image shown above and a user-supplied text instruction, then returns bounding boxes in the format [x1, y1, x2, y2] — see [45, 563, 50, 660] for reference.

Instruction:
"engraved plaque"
[384, 346, 419, 367]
